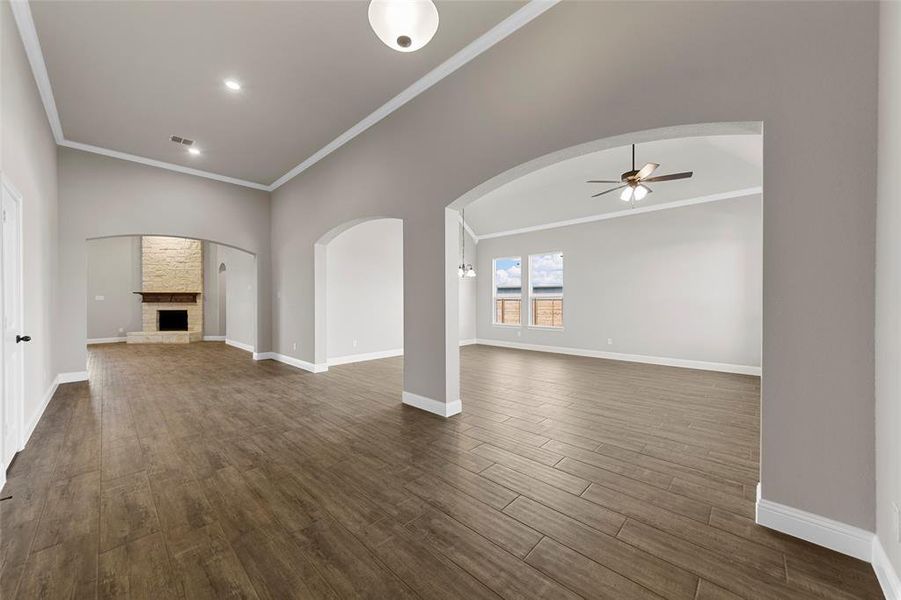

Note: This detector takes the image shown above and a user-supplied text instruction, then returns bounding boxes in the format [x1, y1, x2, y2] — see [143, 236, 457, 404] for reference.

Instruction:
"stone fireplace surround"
[126, 236, 203, 344]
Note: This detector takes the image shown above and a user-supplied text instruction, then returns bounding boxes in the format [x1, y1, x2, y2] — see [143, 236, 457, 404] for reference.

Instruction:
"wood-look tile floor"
[0, 342, 882, 599]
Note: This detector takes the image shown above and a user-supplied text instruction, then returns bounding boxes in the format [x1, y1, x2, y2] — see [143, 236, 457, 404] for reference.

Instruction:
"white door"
[1, 179, 24, 474]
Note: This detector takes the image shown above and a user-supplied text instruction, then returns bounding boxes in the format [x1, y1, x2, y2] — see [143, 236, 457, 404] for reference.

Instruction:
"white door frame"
[0, 174, 26, 469]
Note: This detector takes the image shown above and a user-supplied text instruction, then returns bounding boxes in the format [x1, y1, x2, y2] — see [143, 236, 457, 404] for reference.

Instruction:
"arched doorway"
[84, 235, 257, 352]
[443, 121, 762, 415]
[312, 217, 403, 369]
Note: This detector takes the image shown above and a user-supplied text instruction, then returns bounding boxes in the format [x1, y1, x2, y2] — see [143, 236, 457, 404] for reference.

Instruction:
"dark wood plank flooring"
[0, 343, 882, 599]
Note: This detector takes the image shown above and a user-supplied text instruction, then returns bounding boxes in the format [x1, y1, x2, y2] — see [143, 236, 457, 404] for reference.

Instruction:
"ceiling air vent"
[169, 135, 195, 146]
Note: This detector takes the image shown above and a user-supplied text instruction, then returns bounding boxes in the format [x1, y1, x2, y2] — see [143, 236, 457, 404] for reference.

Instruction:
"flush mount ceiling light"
[224, 79, 241, 91]
[368, 0, 439, 52]
[188, 147, 201, 156]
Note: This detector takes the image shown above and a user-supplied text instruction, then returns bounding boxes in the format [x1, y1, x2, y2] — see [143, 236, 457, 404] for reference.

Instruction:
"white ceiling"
[27, 0, 523, 186]
[464, 134, 762, 237]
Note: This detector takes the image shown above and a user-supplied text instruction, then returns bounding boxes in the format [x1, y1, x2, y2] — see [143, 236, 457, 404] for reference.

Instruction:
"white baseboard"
[87, 336, 126, 345]
[19, 369, 87, 457]
[328, 348, 404, 366]
[203, 335, 226, 341]
[0, 352, 53, 487]
[873, 536, 901, 600]
[22, 374, 59, 449]
[225, 339, 254, 353]
[474, 338, 761, 376]
[755, 484, 901, 599]
[325, 341, 477, 366]
[254, 352, 328, 374]
[402, 391, 461, 417]
[58, 371, 88, 384]
[755, 483, 873, 561]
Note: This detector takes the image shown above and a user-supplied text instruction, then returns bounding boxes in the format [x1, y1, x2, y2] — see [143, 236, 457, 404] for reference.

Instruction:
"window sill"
[492, 323, 522, 328]
[527, 325, 564, 331]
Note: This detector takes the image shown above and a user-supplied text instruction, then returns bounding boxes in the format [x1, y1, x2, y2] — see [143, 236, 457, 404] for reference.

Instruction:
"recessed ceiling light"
[224, 79, 241, 91]
[188, 147, 201, 155]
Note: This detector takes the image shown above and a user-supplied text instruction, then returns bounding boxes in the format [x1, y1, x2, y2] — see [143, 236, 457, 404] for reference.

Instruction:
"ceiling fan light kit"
[368, 0, 439, 52]
[588, 144, 693, 206]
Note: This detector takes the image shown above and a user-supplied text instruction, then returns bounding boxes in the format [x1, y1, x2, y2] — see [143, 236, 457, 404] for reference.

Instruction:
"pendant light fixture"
[459, 209, 476, 279]
[368, 0, 439, 52]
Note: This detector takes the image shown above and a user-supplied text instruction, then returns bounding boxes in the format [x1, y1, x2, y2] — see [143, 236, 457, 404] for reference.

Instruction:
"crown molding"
[10, 0, 63, 143]
[474, 187, 763, 241]
[268, 0, 560, 190]
[12, 0, 559, 193]
[59, 140, 271, 191]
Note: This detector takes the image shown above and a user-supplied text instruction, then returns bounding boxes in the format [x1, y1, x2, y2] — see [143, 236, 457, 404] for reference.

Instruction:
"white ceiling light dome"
[368, 0, 439, 52]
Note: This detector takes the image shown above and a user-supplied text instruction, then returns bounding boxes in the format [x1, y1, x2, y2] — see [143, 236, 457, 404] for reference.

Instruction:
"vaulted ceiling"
[464, 134, 762, 237]
[27, 0, 524, 187]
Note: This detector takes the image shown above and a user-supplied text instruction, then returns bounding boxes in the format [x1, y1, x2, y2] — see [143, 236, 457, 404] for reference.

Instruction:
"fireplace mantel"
[133, 291, 200, 303]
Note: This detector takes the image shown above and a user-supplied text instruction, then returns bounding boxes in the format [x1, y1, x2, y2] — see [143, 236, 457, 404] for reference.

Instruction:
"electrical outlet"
[893, 502, 900, 543]
[516, 330, 522, 337]
[353, 339, 358, 348]
[292, 342, 297, 351]
[607, 338, 613, 345]
[118, 328, 124, 334]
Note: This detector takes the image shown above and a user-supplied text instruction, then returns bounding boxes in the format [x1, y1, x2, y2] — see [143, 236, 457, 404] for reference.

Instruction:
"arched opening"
[442, 121, 762, 472]
[313, 218, 404, 368]
[85, 234, 257, 353]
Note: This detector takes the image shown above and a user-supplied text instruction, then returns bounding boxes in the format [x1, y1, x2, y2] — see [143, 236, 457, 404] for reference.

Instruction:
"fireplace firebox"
[158, 309, 189, 331]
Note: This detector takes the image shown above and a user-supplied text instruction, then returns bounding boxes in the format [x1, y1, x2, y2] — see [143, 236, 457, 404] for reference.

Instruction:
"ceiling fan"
[587, 144, 693, 203]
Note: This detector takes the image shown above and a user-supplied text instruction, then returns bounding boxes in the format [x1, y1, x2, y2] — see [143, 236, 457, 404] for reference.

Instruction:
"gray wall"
[2, 2, 59, 434]
[476, 195, 761, 368]
[202, 240, 221, 337]
[270, 2, 877, 529]
[216, 244, 256, 349]
[326, 218, 403, 360]
[876, 0, 901, 576]
[85, 236, 142, 339]
[57, 148, 271, 374]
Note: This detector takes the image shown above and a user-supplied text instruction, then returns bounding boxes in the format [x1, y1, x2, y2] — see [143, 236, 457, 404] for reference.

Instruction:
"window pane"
[530, 252, 563, 327]
[493, 257, 521, 325]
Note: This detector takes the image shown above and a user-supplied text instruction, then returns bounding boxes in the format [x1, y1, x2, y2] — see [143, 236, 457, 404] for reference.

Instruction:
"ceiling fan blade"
[592, 185, 626, 198]
[635, 162, 659, 180]
[643, 171, 693, 182]
[586, 179, 621, 183]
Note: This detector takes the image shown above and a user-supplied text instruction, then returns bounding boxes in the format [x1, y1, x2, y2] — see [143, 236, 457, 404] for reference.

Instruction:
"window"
[493, 257, 522, 325]
[529, 252, 564, 328]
